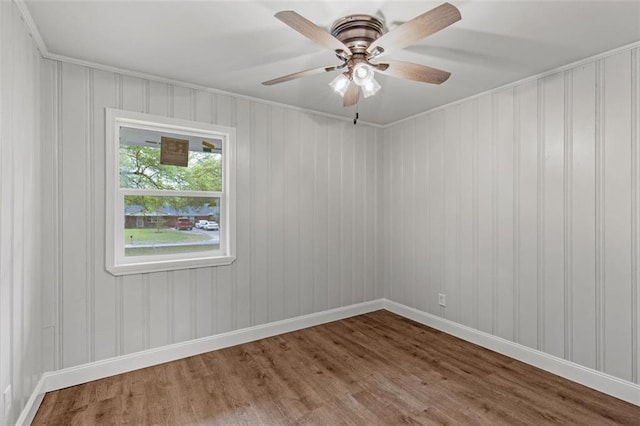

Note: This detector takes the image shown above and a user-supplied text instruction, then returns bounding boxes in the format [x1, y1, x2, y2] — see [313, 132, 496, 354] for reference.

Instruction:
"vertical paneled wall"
[41, 62, 383, 370]
[0, 1, 45, 423]
[383, 47, 640, 384]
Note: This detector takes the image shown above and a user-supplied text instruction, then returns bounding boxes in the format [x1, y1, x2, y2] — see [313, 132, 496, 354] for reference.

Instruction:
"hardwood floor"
[33, 310, 640, 425]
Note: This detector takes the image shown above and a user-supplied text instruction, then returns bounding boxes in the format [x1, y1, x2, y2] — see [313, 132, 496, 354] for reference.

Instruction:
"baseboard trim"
[16, 299, 383, 425]
[15, 375, 45, 426]
[382, 299, 640, 406]
[18, 297, 640, 423]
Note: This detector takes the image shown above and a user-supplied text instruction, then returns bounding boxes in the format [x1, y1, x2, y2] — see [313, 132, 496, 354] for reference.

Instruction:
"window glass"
[124, 195, 220, 257]
[105, 108, 236, 275]
[119, 127, 222, 192]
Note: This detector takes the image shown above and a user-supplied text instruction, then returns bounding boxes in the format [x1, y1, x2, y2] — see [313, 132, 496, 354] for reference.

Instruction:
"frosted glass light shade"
[361, 78, 381, 98]
[352, 63, 375, 86]
[329, 73, 350, 97]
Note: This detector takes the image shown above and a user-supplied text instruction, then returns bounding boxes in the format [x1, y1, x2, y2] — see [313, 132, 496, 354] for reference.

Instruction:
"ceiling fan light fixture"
[266, 3, 460, 107]
[352, 63, 375, 86]
[361, 77, 381, 98]
[329, 73, 351, 97]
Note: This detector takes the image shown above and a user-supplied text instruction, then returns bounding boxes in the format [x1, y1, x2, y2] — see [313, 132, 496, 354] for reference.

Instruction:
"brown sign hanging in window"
[160, 136, 189, 167]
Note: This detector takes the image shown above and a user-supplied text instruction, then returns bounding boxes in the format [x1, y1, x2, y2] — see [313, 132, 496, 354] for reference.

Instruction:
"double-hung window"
[105, 108, 236, 275]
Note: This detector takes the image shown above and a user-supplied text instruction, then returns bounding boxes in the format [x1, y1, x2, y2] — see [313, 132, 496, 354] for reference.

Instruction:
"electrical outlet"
[438, 293, 446, 307]
[3, 385, 11, 417]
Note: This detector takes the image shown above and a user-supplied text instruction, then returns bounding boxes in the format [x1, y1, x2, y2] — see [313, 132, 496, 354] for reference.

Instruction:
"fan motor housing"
[330, 14, 386, 53]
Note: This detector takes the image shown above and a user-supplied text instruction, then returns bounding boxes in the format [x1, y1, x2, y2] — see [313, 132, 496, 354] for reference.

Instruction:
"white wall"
[40, 61, 384, 370]
[0, 1, 46, 423]
[383, 46, 640, 384]
[7, 2, 639, 416]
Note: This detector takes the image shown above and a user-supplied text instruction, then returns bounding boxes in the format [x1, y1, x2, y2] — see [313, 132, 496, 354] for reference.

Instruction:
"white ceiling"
[24, 0, 640, 125]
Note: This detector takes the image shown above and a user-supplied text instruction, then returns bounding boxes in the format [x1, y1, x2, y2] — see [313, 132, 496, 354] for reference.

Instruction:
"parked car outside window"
[175, 217, 194, 230]
[203, 221, 219, 231]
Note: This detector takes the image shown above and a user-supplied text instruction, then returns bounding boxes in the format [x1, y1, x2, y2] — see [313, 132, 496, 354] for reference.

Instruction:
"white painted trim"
[15, 0, 640, 129]
[382, 299, 640, 407]
[12, 0, 48, 56]
[15, 299, 384, 424]
[16, 298, 640, 422]
[44, 51, 384, 128]
[13, 0, 381, 129]
[384, 39, 640, 128]
[105, 108, 237, 276]
[15, 375, 45, 426]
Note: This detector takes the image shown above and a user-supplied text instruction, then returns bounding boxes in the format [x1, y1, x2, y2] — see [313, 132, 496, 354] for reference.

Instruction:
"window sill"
[106, 255, 236, 276]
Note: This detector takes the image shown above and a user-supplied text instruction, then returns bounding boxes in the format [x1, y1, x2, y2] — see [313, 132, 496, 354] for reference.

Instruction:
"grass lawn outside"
[125, 227, 211, 244]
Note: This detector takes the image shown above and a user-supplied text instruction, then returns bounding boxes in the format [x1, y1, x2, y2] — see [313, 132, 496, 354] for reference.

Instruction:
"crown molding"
[46, 50, 384, 128]
[12, 0, 384, 128]
[384, 38, 640, 128]
[13, 0, 640, 129]
[13, 0, 48, 55]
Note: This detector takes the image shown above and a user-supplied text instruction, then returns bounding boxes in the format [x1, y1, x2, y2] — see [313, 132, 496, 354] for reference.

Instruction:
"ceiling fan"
[262, 3, 461, 107]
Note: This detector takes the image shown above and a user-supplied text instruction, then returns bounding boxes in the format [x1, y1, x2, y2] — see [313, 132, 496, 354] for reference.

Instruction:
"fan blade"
[375, 61, 451, 84]
[262, 65, 341, 86]
[276, 11, 352, 56]
[343, 83, 360, 107]
[367, 3, 460, 57]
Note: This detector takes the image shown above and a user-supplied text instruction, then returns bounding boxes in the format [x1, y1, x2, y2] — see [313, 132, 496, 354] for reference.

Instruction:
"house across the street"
[124, 204, 219, 229]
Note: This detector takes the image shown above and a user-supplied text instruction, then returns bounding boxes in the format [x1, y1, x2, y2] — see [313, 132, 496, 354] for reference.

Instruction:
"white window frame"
[105, 108, 236, 275]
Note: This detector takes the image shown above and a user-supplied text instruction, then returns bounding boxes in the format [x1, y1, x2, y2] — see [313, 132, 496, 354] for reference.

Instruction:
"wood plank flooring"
[33, 310, 640, 425]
